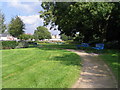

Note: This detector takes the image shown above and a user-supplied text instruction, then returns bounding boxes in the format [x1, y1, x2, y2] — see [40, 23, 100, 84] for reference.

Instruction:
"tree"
[34, 26, 51, 40]
[106, 3, 120, 42]
[40, 2, 119, 43]
[19, 34, 33, 40]
[8, 16, 25, 37]
[61, 34, 73, 41]
[0, 11, 6, 33]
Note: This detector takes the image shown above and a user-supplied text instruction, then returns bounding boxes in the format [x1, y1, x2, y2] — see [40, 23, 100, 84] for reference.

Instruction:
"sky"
[0, 0, 60, 35]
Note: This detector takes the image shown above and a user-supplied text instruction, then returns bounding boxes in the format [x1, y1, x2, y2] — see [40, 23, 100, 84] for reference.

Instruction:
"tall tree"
[0, 11, 6, 33]
[34, 26, 51, 40]
[106, 3, 120, 42]
[8, 16, 25, 37]
[40, 2, 119, 43]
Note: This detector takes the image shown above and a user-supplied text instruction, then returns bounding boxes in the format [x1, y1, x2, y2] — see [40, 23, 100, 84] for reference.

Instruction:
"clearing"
[2, 48, 81, 88]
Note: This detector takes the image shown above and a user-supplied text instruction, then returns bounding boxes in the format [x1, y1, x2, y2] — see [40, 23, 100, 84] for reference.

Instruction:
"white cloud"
[8, 0, 41, 13]
[19, 14, 60, 35]
[19, 15, 43, 34]
[1, 0, 40, 2]
[46, 25, 60, 35]
[19, 15, 43, 24]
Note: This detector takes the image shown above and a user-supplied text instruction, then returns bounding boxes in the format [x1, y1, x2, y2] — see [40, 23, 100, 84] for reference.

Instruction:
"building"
[0, 33, 18, 41]
[44, 34, 62, 41]
[50, 34, 62, 41]
[51, 34, 60, 39]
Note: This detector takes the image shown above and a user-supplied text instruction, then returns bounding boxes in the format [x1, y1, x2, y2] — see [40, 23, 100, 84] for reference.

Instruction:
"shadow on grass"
[50, 53, 81, 66]
[28, 44, 77, 50]
[28, 44, 81, 67]
[100, 52, 120, 85]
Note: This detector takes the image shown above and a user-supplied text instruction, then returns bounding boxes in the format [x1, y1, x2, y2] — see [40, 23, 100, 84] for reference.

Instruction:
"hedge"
[1, 41, 19, 49]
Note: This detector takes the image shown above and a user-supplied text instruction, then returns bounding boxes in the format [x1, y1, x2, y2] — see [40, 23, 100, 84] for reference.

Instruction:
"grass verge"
[2, 48, 81, 88]
[99, 50, 120, 86]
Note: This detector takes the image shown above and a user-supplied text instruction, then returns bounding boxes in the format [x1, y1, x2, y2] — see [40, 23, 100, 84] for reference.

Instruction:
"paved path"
[66, 49, 117, 88]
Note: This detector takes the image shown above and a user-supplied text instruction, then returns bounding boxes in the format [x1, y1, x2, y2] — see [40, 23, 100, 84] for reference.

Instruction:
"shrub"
[19, 34, 34, 40]
[16, 41, 29, 48]
[105, 41, 119, 49]
[1, 41, 19, 49]
[65, 40, 74, 44]
[37, 41, 48, 43]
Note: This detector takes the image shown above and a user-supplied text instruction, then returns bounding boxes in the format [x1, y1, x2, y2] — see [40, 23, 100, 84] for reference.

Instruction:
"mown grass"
[36, 43, 77, 50]
[37, 43, 120, 84]
[99, 50, 120, 85]
[2, 48, 81, 88]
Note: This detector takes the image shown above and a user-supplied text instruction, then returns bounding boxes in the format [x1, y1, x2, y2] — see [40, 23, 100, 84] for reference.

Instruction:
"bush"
[105, 41, 119, 49]
[27, 41, 37, 46]
[65, 40, 74, 44]
[1, 41, 19, 49]
[16, 41, 29, 48]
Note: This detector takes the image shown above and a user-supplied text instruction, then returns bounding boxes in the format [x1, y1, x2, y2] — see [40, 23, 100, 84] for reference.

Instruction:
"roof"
[0, 33, 11, 37]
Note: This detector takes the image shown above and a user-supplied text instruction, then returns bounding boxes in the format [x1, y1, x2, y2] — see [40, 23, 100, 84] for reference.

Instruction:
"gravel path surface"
[66, 49, 117, 88]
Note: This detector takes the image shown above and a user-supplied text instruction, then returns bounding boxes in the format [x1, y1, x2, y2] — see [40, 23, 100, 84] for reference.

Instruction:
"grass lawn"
[37, 43, 77, 49]
[99, 50, 120, 85]
[2, 47, 81, 88]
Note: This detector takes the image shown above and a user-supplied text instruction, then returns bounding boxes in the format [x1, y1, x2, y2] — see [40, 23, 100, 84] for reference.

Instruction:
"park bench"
[92, 43, 104, 50]
[76, 43, 89, 49]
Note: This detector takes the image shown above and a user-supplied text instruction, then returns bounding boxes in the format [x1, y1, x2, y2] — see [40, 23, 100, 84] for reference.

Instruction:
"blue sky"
[0, 0, 60, 35]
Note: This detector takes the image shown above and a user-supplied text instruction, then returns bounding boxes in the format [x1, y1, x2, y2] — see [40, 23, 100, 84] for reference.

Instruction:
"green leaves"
[0, 11, 6, 33]
[34, 26, 51, 40]
[40, 2, 120, 43]
[8, 16, 25, 37]
[19, 34, 33, 40]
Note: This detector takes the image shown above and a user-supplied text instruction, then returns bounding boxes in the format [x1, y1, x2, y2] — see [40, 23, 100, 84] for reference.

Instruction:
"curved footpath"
[66, 49, 118, 88]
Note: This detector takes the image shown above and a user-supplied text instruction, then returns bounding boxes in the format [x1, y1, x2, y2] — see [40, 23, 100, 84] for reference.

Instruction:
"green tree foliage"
[8, 16, 25, 37]
[19, 34, 33, 40]
[0, 11, 6, 33]
[61, 34, 73, 41]
[106, 3, 120, 42]
[34, 26, 51, 40]
[40, 2, 120, 43]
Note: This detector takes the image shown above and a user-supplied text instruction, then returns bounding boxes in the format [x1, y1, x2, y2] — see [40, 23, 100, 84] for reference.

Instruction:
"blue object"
[92, 43, 104, 50]
[76, 43, 89, 48]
